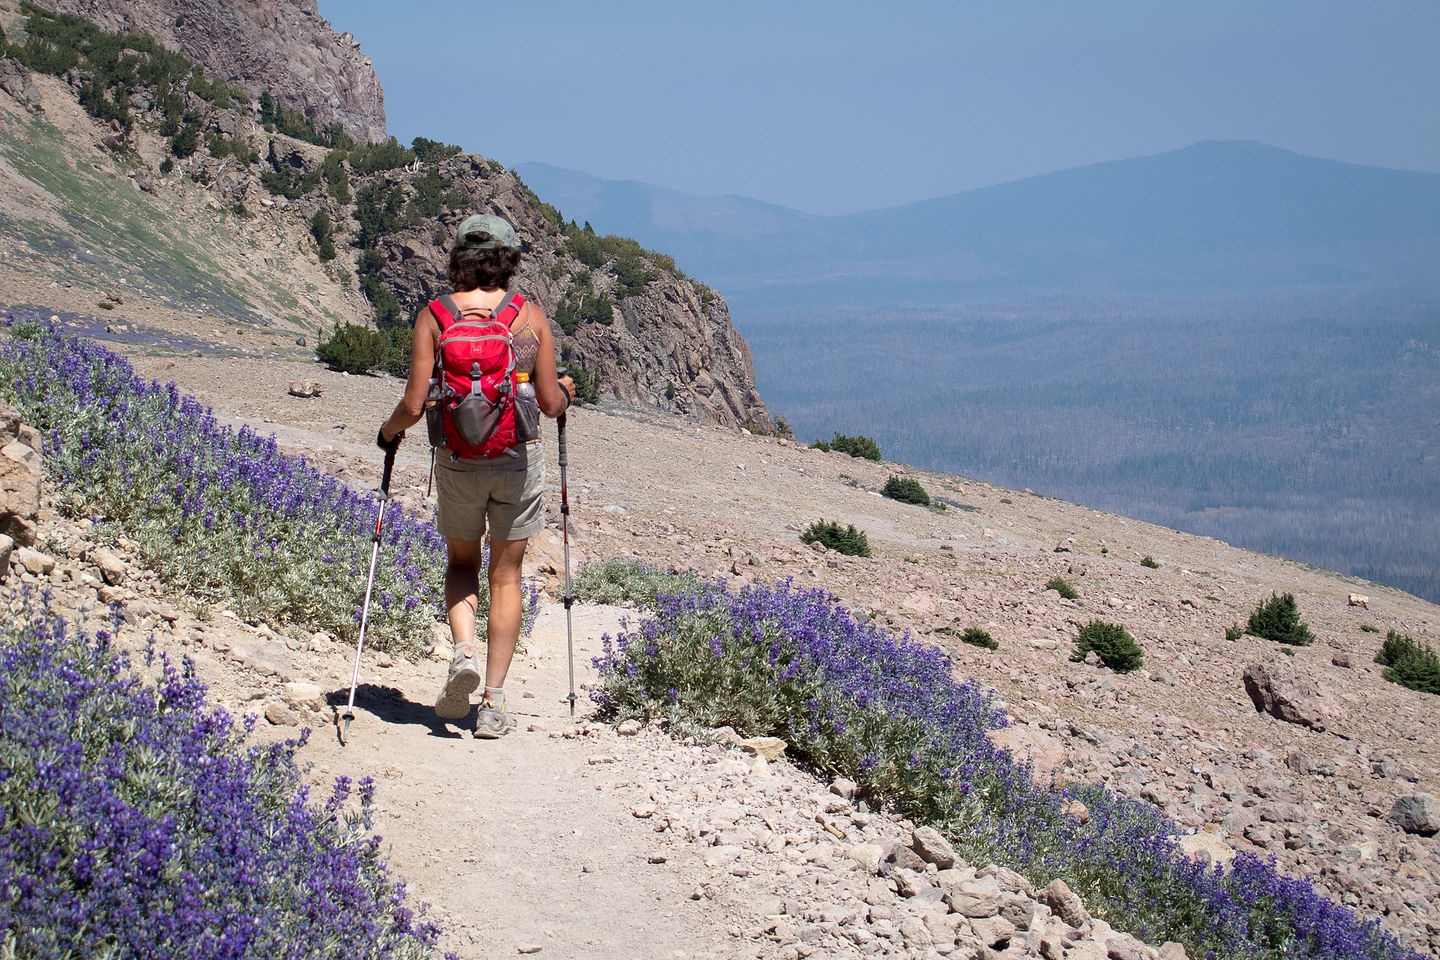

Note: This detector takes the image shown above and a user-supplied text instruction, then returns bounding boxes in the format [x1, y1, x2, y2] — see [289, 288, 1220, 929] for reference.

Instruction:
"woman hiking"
[378, 213, 574, 738]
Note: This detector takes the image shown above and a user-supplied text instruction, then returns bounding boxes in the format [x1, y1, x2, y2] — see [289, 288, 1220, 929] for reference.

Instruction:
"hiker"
[378, 214, 574, 738]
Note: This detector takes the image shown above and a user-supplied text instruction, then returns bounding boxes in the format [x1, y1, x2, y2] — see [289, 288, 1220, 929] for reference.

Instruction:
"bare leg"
[484, 536, 529, 688]
[446, 537, 482, 654]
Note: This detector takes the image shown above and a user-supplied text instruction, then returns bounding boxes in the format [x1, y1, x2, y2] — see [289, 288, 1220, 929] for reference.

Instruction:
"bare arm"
[379, 308, 438, 442]
[526, 301, 574, 418]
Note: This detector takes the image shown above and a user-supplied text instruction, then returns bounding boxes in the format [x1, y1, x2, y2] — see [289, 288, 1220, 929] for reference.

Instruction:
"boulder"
[1387, 793, 1440, 836]
[0, 57, 28, 102]
[0, 403, 20, 445]
[14, 546, 54, 575]
[1241, 661, 1328, 731]
[0, 533, 11, 574]
[1042, 878, 1090, 927]
[280, 681, 326, 713]
[911, 825, 958, 869]
[0, 433, 40, 546]
[1347, 594, 1369, 609]
[89, 548, 126, 586]
[1176, 831, 1236, 866]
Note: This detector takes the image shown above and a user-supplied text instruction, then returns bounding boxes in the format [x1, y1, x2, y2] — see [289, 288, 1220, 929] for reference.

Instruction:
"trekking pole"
[558, 410, 577, 716]
[342, 436, 398, 744]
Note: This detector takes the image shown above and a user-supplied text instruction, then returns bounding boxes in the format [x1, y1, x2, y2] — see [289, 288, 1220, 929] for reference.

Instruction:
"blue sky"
[315, 1, 1440, 216]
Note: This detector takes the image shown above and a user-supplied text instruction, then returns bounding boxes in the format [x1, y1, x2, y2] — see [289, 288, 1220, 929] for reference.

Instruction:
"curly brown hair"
[447, 243, 521, 291]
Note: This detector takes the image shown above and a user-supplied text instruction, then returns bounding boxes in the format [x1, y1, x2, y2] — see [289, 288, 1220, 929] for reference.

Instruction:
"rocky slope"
[30, 0, 387, 142]
[6, 340, 1438, 958]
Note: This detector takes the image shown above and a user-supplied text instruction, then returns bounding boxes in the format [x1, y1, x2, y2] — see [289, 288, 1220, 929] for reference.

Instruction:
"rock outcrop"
[32, 0, 386, 143]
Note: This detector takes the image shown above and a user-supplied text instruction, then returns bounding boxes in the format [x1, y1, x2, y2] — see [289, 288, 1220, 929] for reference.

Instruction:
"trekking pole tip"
[341, 711, 353, 744]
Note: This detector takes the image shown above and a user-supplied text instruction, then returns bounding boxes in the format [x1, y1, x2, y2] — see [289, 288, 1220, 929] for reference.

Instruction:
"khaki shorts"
[434, 442, 546, 542]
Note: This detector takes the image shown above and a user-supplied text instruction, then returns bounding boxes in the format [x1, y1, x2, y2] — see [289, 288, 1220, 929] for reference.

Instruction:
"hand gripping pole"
[342, 446, 396, 744]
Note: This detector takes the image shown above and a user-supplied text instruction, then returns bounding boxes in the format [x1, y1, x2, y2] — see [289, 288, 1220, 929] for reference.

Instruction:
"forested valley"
[740, 291, 1440, 603]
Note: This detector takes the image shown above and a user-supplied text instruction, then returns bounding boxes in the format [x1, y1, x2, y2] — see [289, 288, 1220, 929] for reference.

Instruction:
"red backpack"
[424, 291, 526, 459]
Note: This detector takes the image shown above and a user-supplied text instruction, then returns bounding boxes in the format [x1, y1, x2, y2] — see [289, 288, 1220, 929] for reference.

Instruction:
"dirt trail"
[302, 603, 741, 960]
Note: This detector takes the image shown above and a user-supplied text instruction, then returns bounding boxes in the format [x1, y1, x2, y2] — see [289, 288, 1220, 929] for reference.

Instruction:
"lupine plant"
[0, 317, 536, 656]
[0, 593, 453, 959]
[594, 578, 1419, 960]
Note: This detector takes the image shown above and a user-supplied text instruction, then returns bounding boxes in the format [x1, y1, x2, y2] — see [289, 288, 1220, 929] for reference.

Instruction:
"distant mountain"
[518, 143, 1440, 309]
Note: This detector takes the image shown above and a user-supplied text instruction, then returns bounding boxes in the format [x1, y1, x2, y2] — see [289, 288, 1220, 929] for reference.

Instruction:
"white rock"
[15, 547, 54, 575]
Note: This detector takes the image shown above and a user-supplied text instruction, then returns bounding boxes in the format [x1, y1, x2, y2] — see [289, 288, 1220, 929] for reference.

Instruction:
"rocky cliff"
[32, 0, 386, 143]
[360, 156, 773, 429]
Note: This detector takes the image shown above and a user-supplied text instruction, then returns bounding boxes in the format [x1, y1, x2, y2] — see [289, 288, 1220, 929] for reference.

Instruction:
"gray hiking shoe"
[435, 645, 481, 721]
[472, 691, 513, 739]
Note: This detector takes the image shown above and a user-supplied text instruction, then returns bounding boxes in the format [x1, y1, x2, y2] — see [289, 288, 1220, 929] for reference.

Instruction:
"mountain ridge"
[517, 142, 1440, 306]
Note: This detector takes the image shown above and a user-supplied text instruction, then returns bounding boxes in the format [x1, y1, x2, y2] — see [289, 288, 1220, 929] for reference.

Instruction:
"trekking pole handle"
[380, 446, 396, 499]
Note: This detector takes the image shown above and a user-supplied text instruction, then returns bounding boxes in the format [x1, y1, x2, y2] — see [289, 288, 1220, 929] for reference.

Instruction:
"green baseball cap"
[455, 214, 518, 250]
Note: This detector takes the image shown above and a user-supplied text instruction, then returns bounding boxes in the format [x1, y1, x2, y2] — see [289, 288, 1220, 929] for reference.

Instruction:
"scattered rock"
[14, 546, 54, 575]
[1387, 794, 1440, 836]
[1241, 660, 1328, 731]
[1347, 594, 1369, 609]
[89, 548, 126, 585]
[911, 826, 957, 870]
[1043, 879, 1090, 927]
[739, 736, 787, 761]
[264, 702, 300, 726]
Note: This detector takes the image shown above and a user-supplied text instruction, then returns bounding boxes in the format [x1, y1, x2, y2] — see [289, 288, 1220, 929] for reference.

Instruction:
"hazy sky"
[314, 1, 1440, 216]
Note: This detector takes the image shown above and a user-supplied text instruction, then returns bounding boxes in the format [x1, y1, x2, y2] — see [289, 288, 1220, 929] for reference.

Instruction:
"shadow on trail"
[326, 683, 468, 743]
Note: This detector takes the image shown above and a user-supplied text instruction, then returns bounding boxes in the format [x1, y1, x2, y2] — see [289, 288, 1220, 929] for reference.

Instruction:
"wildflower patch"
[595, 578, 1419, 960]
[0, 594, 447, 958]
[0, 318, 536, 656]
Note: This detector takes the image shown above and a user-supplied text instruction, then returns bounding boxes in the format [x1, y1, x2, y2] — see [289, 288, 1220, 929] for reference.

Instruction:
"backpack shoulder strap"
[432, 293, 461, 330]
[489, 289, 520, 324]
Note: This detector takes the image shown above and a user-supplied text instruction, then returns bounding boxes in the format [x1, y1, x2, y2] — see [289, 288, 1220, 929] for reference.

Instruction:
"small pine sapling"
[959, 627, 998, 651]
[1045, 576, 1079, 600]
[1071, 619, 1144, 672]
[1247, 592, 1315, 646]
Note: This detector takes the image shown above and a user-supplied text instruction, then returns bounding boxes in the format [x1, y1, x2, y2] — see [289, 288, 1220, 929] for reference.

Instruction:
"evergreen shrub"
[1071, 619, 1144, 672]
[801, 520, 872, 557]
[960, 627, 998, 650]
[1247, 592, 1315, 646]
[1375, 631, 1440, 695]
[316, 322, 385, 374]
[882, 476, 930, 506]
[1045, 576, 1079, 600]
[829, 432, 881, 461]
[1140, 555, 1160, 569]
